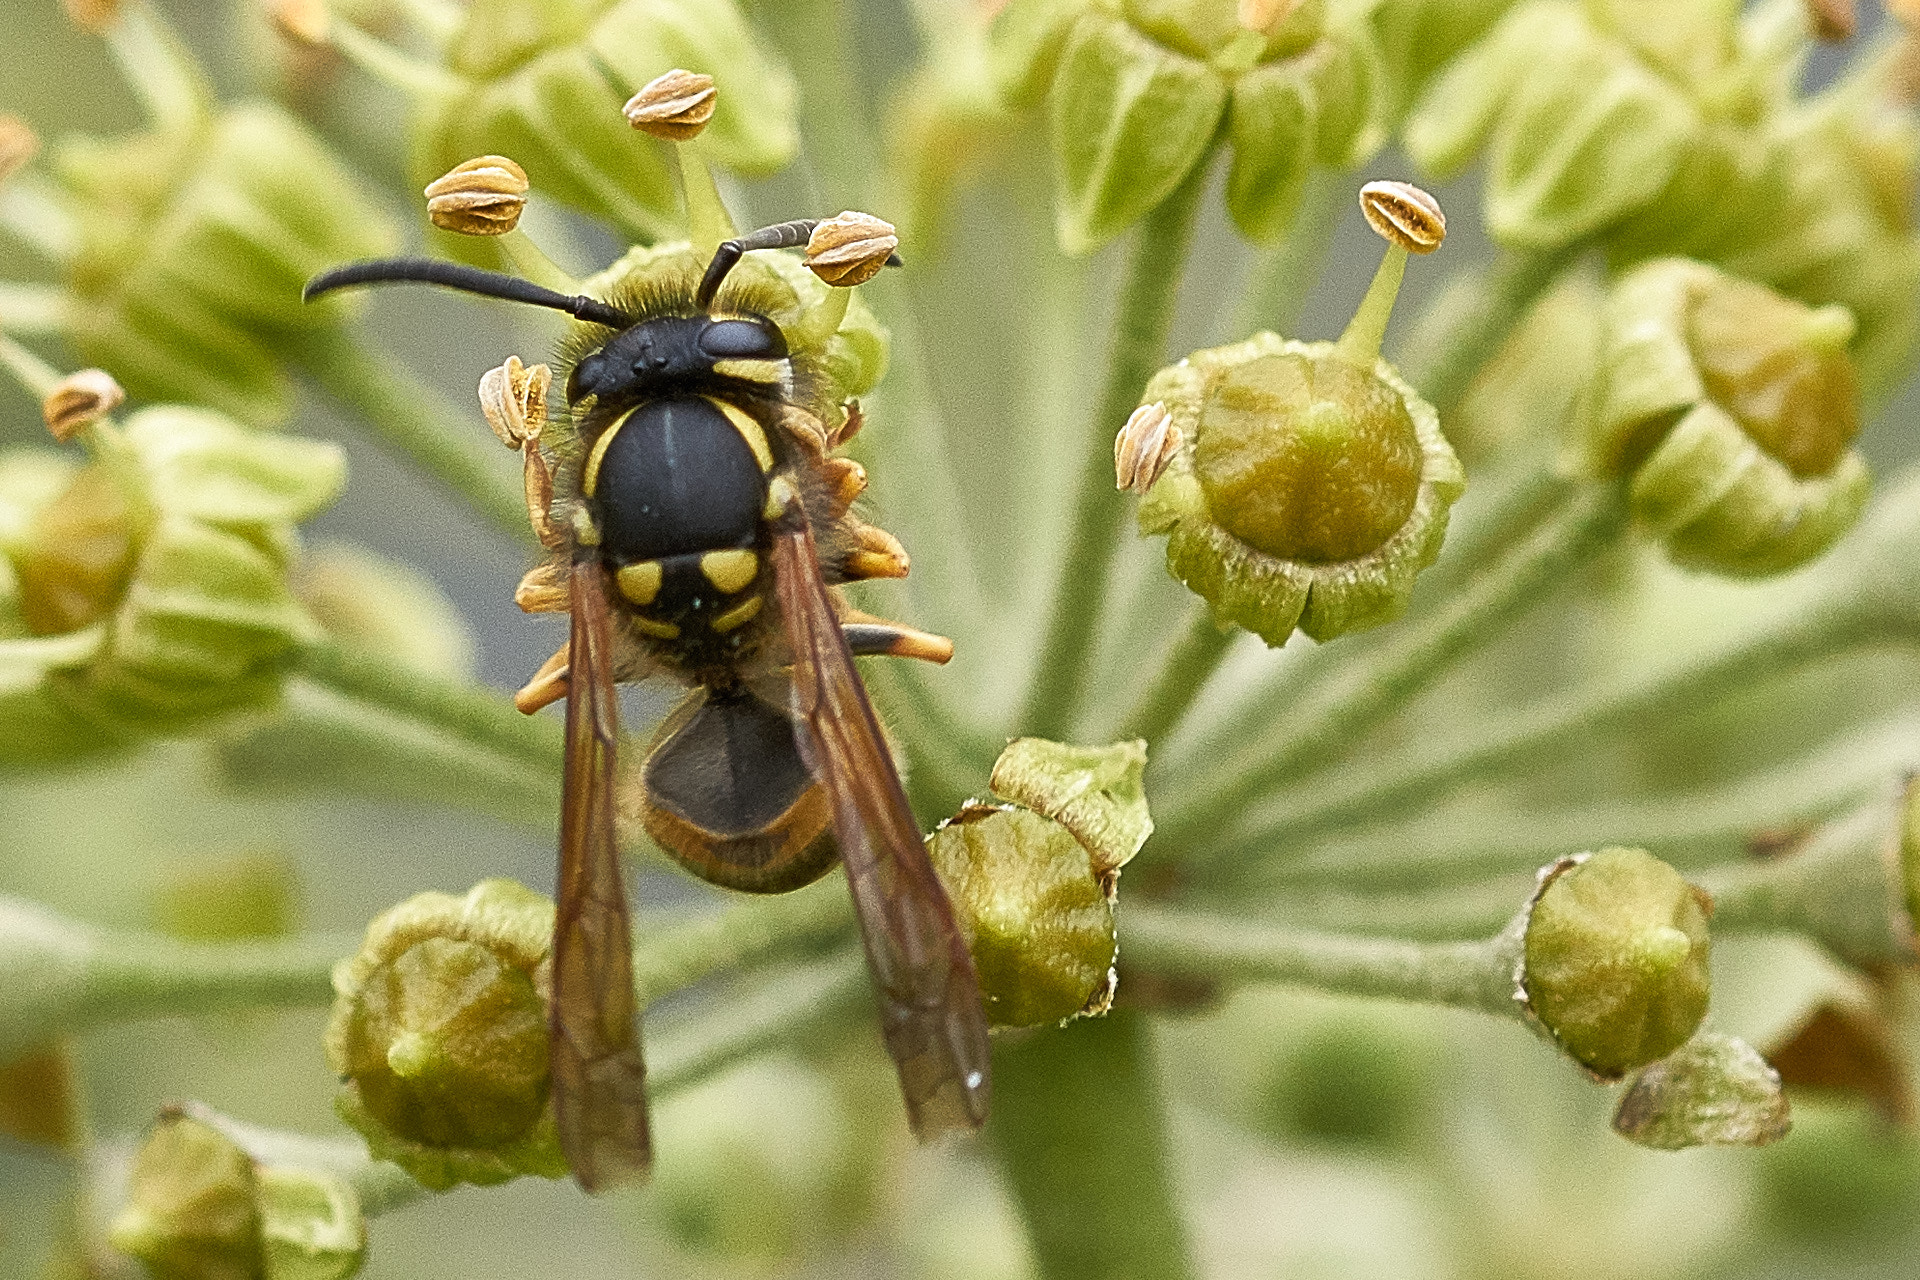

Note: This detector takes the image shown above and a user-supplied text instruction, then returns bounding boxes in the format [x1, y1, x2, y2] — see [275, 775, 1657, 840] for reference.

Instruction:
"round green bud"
[1612, 1032, 1790, 1150]
[1521, 848, 1712, 1079]
[1137, 333, 1463, 645]
[325, 879, 567, 1190]
[109, 1112, 264, 1280]
[294, 542, 478, 680]
[1590, 258, 1869, 576]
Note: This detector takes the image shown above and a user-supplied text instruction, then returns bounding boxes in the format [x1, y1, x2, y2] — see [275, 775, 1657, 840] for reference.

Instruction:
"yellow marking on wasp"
[616, 560, 663, 606]
[711, 357, 786, 385]
[581, 406, 636, 498]
[712, 596, 764, 633]
[704, 396, 775, 473]
[700, 548, 758, 594]
[764, 475, 799, 521]
[633, 617, 681, 640]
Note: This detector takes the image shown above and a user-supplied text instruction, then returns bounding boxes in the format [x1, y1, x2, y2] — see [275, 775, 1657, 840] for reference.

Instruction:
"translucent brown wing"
[769, 501, 992, 1136]
[552, 558, 652, 1189]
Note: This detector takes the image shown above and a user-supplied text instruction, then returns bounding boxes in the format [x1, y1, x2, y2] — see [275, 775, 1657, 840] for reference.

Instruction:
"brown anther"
[1804, 0, 1857, 41]
[1114, 401, 1181, 495]
[478, 355, 549, 449]
[846, 524, 910, 580]
[41, 368, 125, 442]
[1236, 0, 1303, 35]
[426, 156, 530, 236]
[0, 116, 40, 189]
[515, 645, 571, 714]
[267, 0, 329, 45]
[822, 457, 869, 517]
[805, 212, 898, 289]
[63, 0, 120, 33]
[623, 69, 717, 141]
[515, 563, 569, 614]
[1360, 181, 1447, 254]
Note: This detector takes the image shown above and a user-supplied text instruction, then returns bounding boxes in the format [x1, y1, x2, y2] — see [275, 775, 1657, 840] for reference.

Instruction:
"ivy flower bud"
[40, 367, 125, 442]
[424, 155, 529, 236]
[624, 69, 718, 141]
[925, 739, 1152, 1027]
[0, 114, 38, 187]
[1613, 1033, 1791, 1149]
[325, 879, 567, 1190]
[1589, 258, 1869, 576]
[109, 1111, 263, 1280]
[1520, 848, 1712, 1079]
[804, 211, 899, 289]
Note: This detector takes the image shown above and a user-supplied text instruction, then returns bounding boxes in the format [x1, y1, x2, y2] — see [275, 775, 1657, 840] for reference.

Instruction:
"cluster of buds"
[925, 738, 1153, 1027]
[1127, 183, 1462, 644]
[988, 0, 1383, 249]
[1586, 258, 1869, 576]
[325, 880, 567, 1190]
[109, 1107, 366, 1280]
[0, 371, 344, 762]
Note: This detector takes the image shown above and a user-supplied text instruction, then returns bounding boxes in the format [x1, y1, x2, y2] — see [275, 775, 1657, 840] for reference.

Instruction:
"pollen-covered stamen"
[805, 212, 899, 289]
[41, 368, 124, 442]
[427, 156, 531, 237]
[1359, 181, 1446, 255]
[1114, 401, 1181, 495]
[0, 115, 39, 188]
[1236, 0, 1304, 35]
[478, 356, 550, 449]
[623, 69, 718, 141]
[62, 0, 121, 34]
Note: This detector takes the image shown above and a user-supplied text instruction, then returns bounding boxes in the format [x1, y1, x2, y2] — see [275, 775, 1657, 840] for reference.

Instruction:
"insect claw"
[845, 524, 909, 580]
[515, 563, 570, 613]
[514, 645, 571, 714]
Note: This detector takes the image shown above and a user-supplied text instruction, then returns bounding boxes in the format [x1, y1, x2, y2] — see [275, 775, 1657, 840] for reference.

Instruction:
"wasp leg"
[842, 618, 953, 664]
[823, 457, 868, 518]
[524, 447, 567, 550]
[515, 644, 570, 714]
[844, 524, 909, 580]
[516, 562, 570, 614]
[831, 399, 865, 449]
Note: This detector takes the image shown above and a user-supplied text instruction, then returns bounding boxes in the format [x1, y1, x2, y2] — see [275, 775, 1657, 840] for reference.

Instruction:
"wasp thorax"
[1194, 352, 1422, 564]
[325, 880, 568, 1189]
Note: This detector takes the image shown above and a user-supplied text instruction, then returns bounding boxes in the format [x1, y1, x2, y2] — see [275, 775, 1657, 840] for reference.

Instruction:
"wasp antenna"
[696, 221, 818, 310]
[303, 257, 634, 329]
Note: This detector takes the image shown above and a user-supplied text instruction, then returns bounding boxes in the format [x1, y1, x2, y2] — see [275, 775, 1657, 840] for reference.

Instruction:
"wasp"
[305, 219, 990, 1190]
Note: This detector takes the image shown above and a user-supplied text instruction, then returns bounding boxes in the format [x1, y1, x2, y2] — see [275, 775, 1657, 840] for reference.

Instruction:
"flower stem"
[632, 880, 853, 1007]
[1121, 902, 1522, 1016]
[1162, 482, 1630, 850]
[1115, 603, 1236, 745]
[105, 1, 214, 138]
[284, 326, 531, 541]
[1395, 244, 1574, 414]
[0, 283, 70, 335]
[991, 1010, 1198, 1280]
[648, 949, 867, 1092]
[1020, 163, 1210, 739]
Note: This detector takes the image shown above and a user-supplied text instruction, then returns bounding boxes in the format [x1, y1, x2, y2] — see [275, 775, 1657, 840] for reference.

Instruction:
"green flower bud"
[0, 406, 343, 761]
[1612, 1032, 1791, 1150]
[1136, 333, 1463, 644]
[57, 102, 396, 426]
[153, 849, 300, 942]
[924, 738, 1154, 1028]
[1521, 848, 1712, 1079]
[256, 1165, 366, 1280]
[294, 542, 478, 680]
[325, 879, 567, 1190]
[1365, 0, 1518, 122]
[1589, 258, 1868, 576]
[110, 1111, 265, 1280]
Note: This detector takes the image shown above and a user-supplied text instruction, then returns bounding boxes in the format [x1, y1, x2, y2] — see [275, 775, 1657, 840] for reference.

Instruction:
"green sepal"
[989, 737, 1152, 874]
[1224, 31, 1380, 243]
[1365, 0, 1519, 122]
[256, 1166, 366, 1280]
[987, 0, 1091, 107]
[1047, 12, 1227, 256]
[1613, 1032, 1791, 1150]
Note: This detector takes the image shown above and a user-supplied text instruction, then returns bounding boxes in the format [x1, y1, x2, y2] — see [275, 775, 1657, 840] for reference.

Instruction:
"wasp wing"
[552, 558, 652, 1189]
[770, 505, 991, 1136]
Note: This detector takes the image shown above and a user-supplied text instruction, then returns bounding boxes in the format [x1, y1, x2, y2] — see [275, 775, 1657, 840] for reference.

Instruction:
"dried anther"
[41, 369, 125, 441]
[1236, 0, 1303, 35]
[1114, 401, 1181, 495]
[1805, 0, 1858, 42]
[478, 356, 550, 449]
[623, 69, 718, 141]
[805, 212, 899, 289]
[62, 0, 120, 34]
[427, 156, 532, 237]
[1359, 181, 1446, 254]
[267, 0, 329, 46]
[0, 115, 39, 188]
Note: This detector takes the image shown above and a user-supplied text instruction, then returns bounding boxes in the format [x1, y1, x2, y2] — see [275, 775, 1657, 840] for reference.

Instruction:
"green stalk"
[284, 326, 531, 540]
[648, 949, 867, 1092]
[1021, 163, 1210, 739]
[1395, 245, 1574, 414]
[1162, 482, 1630, 849]
[991, 1010, 1198, 1280]
[1115, 603, 1236, 745]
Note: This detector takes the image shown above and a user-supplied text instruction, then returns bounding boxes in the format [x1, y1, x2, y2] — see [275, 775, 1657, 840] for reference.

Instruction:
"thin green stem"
[648, 949, 867, 1092]
[633, 880, 853, 1007]
[284, 326, 530, 540]
[1121, 902, 1522, 1015]
[0, 176, 80, 263]
[106, 1, 215, 139]
[1021, 162, 1210, 739]
[1163, 482, 1631, 850]
[1116, 603, 1236, 745]
[0, 283, 70, 335]
[991, 1010, 1198, 1280]
[1395, 245, 1575, 415]
[0, 330, 62, 398]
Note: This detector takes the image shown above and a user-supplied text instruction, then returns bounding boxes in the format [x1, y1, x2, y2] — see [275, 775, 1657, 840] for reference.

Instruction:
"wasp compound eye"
[698, 318, 788, 361]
